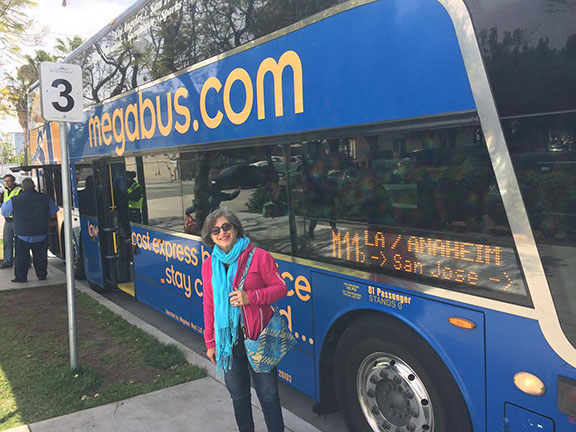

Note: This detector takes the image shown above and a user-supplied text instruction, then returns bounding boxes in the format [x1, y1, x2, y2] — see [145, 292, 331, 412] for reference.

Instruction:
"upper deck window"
[463, 0, 576, 117]
[73, 0, 344, 105]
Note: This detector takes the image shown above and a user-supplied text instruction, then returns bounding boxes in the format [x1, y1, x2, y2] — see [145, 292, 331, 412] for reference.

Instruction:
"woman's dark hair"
[201, 207, 245, 247]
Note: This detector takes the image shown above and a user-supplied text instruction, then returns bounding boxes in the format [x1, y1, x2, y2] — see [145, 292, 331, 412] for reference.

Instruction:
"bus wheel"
[334, 316, 473, 432]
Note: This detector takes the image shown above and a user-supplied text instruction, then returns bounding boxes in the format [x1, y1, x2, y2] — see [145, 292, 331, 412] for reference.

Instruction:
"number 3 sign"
[39, 62, 84, 122]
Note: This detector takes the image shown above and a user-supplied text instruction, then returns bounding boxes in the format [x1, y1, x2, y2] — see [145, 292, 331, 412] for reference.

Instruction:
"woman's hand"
[206, 347, 216, 364]
[229, 290, 249, 307]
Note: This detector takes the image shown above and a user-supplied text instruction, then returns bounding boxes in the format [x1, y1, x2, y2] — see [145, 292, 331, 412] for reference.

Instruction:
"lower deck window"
[127, 122, 527, 304]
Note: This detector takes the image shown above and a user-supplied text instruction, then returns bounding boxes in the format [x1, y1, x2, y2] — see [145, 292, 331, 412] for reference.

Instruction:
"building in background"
[11, 132, 24, 154]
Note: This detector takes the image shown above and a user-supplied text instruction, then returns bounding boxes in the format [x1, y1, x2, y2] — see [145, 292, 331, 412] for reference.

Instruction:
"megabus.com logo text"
[88, 50, 304, 156]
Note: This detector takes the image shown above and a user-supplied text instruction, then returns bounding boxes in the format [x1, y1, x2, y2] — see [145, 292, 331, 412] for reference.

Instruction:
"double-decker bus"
[41, 0, 576, 430]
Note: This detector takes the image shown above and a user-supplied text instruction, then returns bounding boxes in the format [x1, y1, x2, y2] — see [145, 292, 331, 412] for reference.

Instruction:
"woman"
[201, 208, 288, 432]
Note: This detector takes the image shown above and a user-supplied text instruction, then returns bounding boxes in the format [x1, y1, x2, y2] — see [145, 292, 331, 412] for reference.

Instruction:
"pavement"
[0, 259, 323, 432]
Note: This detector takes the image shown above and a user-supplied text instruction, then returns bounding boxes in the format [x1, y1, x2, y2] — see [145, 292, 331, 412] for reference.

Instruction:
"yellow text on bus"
[88, 50, 304, 157]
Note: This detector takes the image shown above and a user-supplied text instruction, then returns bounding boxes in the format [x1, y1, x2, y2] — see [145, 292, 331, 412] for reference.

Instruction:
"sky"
[0, 0, 135, 133]
[28, 0, 134, 53]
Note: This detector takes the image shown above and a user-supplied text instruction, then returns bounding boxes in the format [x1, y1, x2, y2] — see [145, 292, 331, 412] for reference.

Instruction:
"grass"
[0, 285, 206, 430]
[0, 237, 3, 260]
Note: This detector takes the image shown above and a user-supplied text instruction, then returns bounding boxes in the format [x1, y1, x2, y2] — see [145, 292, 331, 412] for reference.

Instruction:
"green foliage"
[54, 36, 84, 58]
[247, 186, 272, 212]
[247, 184, 287, 214]
[84, 0, 342, 102]
[0, 0, 39, 66]
[0, 0, 38, 120]
[0, 36, 84, 128]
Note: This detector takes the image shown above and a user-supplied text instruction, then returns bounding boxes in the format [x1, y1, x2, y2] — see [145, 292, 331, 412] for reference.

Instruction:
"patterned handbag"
[238, 249, 297, 373]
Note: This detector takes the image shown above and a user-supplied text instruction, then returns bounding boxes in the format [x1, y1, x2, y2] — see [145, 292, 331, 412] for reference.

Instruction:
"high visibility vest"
[3, 186, 22, 219]
[127, 182, 143, 210]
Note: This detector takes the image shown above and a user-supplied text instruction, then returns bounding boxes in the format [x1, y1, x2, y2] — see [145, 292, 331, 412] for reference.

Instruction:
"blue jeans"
[224, 334, 285, 432]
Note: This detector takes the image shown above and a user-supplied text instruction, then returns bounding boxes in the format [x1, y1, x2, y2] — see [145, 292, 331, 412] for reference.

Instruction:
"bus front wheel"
[334, 316, 473, 432]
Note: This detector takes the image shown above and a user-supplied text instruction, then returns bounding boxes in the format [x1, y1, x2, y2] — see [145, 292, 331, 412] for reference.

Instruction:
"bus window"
[141, 153, 183, 231]
[181, 146, 293, 254]
[296, 126, 528, 303]
[77, 166, 97, 217]
[504, 112, 576, 347]
[180, 151, 202, 236]
[43, 166, 63, 207]
[71, 0, 343, 105]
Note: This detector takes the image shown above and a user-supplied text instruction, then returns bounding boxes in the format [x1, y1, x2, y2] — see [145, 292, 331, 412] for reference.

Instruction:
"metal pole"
[59, 121, 78, 369]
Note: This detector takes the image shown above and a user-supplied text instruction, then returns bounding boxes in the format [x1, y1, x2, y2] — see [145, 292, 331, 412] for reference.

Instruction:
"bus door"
[93, 159, 134, 295]
[43, 165, 63, 256]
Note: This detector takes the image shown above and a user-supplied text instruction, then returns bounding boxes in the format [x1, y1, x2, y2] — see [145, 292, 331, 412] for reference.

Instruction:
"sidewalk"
[1, 261, 321, 432]
[0, 260, 64, 291]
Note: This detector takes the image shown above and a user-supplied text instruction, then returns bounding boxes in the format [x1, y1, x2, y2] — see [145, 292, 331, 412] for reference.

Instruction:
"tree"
[1, 49, 56, 129]
[1, 36, 84, 130]
[54, 36, 84, 58]
[0, 0, 41, 67]
[81, 0, 341, 103]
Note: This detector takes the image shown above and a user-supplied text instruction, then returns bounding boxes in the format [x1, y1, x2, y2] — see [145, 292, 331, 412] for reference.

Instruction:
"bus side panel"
[80, 216, 104, 287]
[486, 311, 576, 431]
[135, 274, 201, 335]
[130, 226, 205, 302]
[272, 342, 316, 398]
[311, 272, 486, 432]
[275, 260, 316, 398]
[275, 260, 315, 356]
[130, 225, 205, 334]
[505, 404, 555, 432]
[129, 226, 318, 397]
[69, 0, 474, 162]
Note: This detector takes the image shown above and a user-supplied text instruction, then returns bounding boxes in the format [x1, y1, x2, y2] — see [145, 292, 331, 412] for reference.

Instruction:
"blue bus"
[45, 0, 576, 430]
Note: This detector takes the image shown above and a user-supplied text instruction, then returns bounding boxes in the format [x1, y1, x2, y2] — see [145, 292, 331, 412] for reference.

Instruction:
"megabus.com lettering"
[88, 50, 304, 156]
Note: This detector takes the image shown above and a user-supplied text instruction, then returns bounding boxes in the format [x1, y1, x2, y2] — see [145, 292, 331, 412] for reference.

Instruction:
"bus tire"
[334, 315, 473, 432]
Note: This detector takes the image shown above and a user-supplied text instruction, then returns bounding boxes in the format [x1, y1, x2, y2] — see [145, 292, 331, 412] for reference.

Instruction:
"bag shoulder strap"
[238, 247, 257, 291]
[239, 247, 280, 313]
[238, 247, 279, 311]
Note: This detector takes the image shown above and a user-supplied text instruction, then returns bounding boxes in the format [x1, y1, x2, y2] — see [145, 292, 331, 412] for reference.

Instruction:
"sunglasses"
[210, 222, 233, 236]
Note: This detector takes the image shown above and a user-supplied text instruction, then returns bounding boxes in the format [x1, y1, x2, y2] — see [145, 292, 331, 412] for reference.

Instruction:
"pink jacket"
[202, 244, 288, 349]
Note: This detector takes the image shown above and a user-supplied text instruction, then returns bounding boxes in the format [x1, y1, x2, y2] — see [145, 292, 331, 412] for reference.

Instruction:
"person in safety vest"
[126, 171, 143, 223]
[1, 178, 58, 282]
[0, 174, 22, 268]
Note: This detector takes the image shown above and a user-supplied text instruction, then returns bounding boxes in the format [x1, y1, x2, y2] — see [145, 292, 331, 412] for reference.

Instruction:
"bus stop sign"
[39, 62, 84, 122]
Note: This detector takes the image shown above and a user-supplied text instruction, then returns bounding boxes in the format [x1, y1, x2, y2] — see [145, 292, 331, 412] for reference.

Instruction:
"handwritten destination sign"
[330, 228, 526, 295]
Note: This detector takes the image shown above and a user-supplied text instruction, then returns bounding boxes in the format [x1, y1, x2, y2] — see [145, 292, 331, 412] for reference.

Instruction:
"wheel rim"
[357, 353, 434, 432]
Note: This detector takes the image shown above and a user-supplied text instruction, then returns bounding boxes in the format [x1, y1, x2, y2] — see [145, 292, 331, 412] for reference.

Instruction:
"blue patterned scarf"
[211, 236, 251, 373]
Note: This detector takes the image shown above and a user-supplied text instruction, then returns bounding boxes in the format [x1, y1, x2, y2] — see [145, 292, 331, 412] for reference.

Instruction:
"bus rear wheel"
[334, 316, 473, 432]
